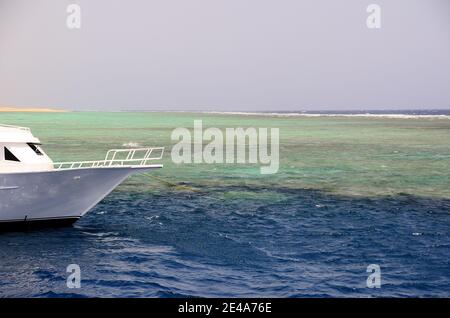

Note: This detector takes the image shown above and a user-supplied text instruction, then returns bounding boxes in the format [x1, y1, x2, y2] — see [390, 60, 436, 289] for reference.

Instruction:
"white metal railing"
[53, 147, 164, 170]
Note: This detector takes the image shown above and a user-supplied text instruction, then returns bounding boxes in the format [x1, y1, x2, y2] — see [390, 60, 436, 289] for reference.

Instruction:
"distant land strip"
[0, 106, 67, 112]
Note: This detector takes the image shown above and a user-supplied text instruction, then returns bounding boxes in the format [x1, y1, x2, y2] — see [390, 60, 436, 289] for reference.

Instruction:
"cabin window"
[28, 143, 43, 156]
[4, 147, 20, 162]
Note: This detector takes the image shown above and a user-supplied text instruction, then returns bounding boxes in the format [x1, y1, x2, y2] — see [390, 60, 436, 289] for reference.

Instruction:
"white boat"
[0, 124, 164, 230]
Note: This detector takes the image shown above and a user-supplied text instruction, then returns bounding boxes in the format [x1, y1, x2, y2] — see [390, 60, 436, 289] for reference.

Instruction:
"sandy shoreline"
[0, 106, 66, 112]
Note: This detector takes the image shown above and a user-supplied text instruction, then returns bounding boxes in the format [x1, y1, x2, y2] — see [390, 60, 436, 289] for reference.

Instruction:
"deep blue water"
[1, 185, 449, 297]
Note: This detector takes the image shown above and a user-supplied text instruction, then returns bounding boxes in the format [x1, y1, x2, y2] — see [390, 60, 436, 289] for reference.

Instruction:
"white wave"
[200, 111, 450, 119]
[122, 142, 140, 147]
[122, 110, 450, 119]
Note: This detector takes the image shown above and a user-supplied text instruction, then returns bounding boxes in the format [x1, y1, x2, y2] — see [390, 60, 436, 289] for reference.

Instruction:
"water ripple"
[1, 186, 449, 297]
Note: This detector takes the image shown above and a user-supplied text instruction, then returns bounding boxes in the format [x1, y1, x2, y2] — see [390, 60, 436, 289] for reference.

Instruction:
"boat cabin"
[0, 125, 54, 173]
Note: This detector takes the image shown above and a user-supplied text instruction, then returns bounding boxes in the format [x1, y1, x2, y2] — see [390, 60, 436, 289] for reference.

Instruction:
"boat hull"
[0, 217, 79, 231]
[0, 166, 158, 229]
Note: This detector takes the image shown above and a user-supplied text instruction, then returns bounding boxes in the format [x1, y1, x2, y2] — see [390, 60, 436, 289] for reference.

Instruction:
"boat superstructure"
[0, 124, 164, 229]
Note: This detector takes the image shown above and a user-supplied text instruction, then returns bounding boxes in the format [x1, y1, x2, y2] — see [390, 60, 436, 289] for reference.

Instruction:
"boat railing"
[53, 147, 164, 170]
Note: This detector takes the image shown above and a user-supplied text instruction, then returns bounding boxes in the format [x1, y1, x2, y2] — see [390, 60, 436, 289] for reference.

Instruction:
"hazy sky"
[0, 0, 449, 111]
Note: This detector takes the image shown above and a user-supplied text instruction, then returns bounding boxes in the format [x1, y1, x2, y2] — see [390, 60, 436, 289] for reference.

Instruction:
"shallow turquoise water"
[3, 111, 450, 198]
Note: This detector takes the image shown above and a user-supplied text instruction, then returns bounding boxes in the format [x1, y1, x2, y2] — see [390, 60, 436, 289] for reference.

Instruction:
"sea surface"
[0, 111, 449, 297]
